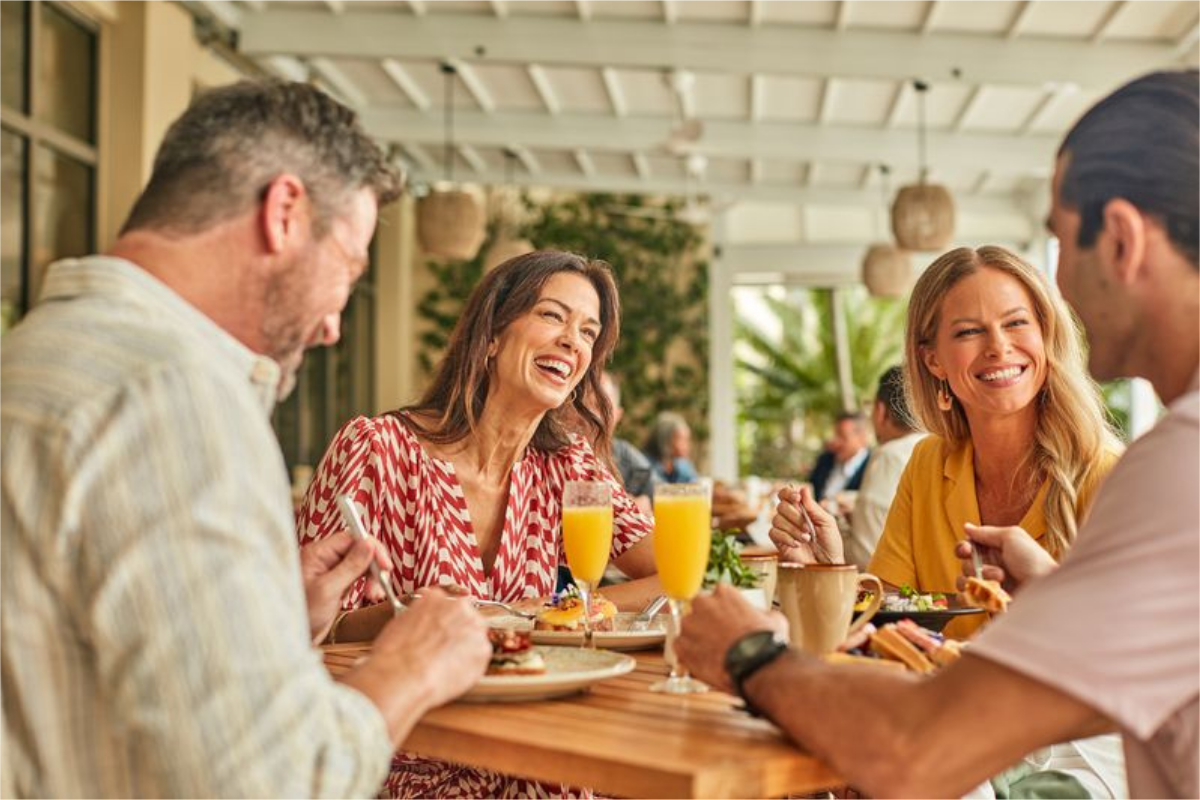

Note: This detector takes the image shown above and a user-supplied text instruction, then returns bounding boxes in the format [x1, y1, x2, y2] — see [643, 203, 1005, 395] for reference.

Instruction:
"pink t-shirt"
[973, 370, 1199, 798]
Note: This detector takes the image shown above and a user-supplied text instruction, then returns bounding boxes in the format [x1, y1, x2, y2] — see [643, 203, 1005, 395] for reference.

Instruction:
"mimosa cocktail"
[650, 479, 713, 694]
[562, 481, 613, 648]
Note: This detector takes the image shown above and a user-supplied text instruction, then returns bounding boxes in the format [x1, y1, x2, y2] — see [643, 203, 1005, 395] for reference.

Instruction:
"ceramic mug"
[740, 553, 779, 608]
[777, 563, 882, 655]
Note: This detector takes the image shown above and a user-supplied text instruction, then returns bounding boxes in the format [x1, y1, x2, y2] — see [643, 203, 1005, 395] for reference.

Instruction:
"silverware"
[790, 484, 836, 565]
[473, 599, 538, 620]
[336, 495, 406, 616]
[630, 595, 667, 631]
[970, 543, 984, 580]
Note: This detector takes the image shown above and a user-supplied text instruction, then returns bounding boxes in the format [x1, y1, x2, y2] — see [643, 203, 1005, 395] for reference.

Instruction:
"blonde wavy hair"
[904, 245, 1120, 558]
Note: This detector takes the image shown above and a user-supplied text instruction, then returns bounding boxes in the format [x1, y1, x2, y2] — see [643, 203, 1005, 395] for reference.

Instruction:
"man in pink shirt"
[674, 69, 1198, 798]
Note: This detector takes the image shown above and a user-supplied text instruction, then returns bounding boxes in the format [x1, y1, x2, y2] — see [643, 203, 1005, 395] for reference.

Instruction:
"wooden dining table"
[323, 642, 841, 799]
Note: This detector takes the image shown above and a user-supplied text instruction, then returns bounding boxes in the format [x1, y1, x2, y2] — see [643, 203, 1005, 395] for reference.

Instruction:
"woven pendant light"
[418, 62, 486, 261]
[862, 164, 913, 297]
[891, 79, 956, 251]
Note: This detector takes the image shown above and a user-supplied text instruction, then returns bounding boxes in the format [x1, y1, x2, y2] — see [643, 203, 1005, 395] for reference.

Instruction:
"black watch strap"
[724, 630, 788, 715]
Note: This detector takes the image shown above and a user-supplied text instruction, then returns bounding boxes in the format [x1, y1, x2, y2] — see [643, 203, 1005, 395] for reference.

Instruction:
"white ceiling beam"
[449, 59, 496, 114]
[919, 0, 941, 34]
[601, 68, 628, 118]
[857, 165, 873, 189]
[833, 1, 851, 32]
[575, 0, 591, 21]
[512, 145, 542, 175]
[240, 12, 1178, 92]
[527, 64, 561, 115]
[323, 0, 345, 14]
[1006, 1, 1035, 39]
[489, 0, 509, 18]
[406, 0, 426, 16]
[662, 0, 678, 25]
[401, 143, 437, 174]
[817, 78, 838, 123]
[241, 0, 266, 13]
[573, 148, 595, 178]
[885, 81, 910, 128]
[748, 73, 764, 122]
[1017, 83, 1077, 135]
[262, 54, 308, 82]
[380, 59, 431, 111]
[194, 0, 241, 29]
[359, 108, 1060, 175]
[309, 57, 366, 107]
[748, 0, 763, 27]
[952, 86, 984, 132]
[434, 166, 1027, 214]
[632, 153, 651, 180]
[456, 144, 487, 174]
[972, 171, 991, 194]
[1174, 18, 1199, 57]
[1090, 1, 1127, 44]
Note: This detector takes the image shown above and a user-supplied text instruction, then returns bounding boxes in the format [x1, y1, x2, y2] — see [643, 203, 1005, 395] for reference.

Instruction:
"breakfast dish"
[960, 576, 1012, 613]
[866, 591, 986, 633]
[487, 628, 546, 676]
[535, 592, 618, 632]
[465, 646, 636, 703]
[868, 620, 965, 674]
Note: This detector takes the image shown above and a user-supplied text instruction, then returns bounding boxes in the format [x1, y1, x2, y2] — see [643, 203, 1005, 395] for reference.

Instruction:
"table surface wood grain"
[323, 642, 840, 798]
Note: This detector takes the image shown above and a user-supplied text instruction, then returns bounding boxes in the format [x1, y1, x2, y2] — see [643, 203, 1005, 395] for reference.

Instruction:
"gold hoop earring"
[936, 379, 954, 412]
[568, 388, 578, 404]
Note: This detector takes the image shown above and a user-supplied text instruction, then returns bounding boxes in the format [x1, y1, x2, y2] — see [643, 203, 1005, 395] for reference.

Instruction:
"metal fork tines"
[474, 599, 538, 620]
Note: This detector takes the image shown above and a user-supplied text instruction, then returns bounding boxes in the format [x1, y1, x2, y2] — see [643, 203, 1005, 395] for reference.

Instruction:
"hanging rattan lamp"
[891, 79, 956, 251]
[417, 62, 486, 261]
[862, 164, 913, 297]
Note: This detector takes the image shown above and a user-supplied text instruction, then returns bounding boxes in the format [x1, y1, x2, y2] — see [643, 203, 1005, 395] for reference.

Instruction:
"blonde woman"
[772, 245, 1121, 640]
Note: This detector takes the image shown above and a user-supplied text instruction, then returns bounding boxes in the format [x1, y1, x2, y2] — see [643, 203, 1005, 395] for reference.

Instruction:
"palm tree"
[736, 286, 907, 477]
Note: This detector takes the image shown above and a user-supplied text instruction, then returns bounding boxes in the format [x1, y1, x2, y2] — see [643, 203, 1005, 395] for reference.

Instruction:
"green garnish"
[702, 529, 761, 590]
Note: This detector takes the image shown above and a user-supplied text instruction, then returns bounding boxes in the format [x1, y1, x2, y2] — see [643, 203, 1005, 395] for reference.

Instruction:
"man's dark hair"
[122, 80, 402, 238]
[874, 365, 915, 431]
[835, 411, 867, 428]
[1058, 69, 1198, 268]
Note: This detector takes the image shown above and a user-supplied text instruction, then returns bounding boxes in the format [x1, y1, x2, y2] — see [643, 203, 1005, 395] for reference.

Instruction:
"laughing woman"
[298, 250, 660, 799]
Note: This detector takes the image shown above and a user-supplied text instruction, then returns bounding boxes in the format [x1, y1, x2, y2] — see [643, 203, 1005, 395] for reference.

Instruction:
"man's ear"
[1099, 198, 1147, 287]
[260, 174, 308, 255]
[921, 346, 946, 381]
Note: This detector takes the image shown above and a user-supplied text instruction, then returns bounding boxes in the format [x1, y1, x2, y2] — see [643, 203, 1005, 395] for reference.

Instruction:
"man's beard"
[260, 260, 316, 402]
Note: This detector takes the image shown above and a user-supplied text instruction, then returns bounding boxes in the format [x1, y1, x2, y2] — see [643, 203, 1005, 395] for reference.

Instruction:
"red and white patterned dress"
[297, 412, 652, 800]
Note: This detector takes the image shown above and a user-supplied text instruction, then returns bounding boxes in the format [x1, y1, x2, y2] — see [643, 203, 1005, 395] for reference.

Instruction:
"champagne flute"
[562, 480, 614, 648]
[650, 478, 713, 694]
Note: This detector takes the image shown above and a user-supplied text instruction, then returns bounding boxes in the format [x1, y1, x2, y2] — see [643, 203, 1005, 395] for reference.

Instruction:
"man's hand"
[299, 531, 390, 643]
[374, 590, 491, 707]
[769, 484, 844, 565]
[675, 584, 780, 694]
[954, 524, 1058, 594]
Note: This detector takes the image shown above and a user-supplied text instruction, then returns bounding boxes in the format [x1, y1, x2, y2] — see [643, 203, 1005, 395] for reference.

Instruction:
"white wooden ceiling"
[190, 0, 1199, 253]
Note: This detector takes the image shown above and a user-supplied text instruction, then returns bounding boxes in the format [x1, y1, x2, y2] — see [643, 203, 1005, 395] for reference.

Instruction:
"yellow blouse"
[867, 436, 1120, 640]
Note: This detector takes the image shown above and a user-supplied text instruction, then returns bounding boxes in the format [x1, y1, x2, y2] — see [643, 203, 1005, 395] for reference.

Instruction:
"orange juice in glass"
[562, 480, 613, 648]
[650, 478, 713, 694]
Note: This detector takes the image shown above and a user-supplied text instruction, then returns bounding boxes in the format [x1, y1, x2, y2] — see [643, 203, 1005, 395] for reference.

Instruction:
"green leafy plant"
[703, 529, 760, 590]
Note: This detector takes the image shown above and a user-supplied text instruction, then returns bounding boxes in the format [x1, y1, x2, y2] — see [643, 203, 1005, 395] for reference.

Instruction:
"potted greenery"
[704, 529, 768, 609]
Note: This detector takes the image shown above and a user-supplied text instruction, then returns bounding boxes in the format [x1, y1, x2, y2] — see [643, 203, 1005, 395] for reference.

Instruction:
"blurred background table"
[323, 644, 840, 798]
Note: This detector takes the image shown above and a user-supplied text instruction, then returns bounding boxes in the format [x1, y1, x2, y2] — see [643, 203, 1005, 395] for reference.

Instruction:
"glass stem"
[578, 581, 594, 649]
[667, 597, 685, 680]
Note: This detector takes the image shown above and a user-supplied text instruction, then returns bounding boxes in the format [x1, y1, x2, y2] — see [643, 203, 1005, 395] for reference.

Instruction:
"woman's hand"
[955, 523, 1058, 594]
[769, 484, 844, 564]
[299, 530, 392, 643]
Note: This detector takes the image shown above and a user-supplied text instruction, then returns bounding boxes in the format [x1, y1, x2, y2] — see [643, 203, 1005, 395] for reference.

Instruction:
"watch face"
[726, 630, 786, 679]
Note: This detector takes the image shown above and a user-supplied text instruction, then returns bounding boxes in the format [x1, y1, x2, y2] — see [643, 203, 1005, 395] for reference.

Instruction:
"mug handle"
[847, 573, 884, 637]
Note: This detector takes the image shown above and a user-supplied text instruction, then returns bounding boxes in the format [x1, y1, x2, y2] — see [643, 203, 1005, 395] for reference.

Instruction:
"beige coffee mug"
[741, 554, 779, 607]
[777, 564, 883, 655]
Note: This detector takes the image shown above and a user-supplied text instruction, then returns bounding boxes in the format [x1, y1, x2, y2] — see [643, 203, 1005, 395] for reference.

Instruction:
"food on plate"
[960, 576, 1012, 613]
[882, 584, 949, 612]
[869, 625, 936, 674]
[853, 591, 876, 613]
[487, 628, 546, 676]
[535, 590, 618, 632]
[891, 619, 965, 668]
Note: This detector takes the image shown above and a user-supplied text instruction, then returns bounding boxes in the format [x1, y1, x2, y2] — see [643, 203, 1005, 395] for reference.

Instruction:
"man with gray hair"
[1, 80, 490, 797]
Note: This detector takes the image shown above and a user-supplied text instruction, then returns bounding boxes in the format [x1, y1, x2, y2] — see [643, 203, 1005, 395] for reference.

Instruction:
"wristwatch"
[724, 629, 789, 715]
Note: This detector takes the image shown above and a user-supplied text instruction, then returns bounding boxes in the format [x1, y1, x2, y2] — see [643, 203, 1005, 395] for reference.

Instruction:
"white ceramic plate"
[464, 646, 636, 703]
[487, 612, 668, 651]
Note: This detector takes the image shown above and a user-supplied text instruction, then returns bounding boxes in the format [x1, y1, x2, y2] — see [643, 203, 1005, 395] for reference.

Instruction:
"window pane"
[1, 1, 28, 112]
[37, 3, 95, 143]
[1, 129, 25, 331]
[32, 145, 92, 301]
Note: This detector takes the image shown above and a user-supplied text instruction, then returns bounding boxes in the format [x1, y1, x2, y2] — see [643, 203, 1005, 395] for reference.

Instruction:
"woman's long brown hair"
[400, 250, 621, 464]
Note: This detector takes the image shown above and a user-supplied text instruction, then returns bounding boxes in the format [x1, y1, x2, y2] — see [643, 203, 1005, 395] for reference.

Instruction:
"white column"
[707, 212, 737, 481]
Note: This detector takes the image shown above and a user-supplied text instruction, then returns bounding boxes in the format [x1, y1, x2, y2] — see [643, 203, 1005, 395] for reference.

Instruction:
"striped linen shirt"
[1, 256, 392, 798]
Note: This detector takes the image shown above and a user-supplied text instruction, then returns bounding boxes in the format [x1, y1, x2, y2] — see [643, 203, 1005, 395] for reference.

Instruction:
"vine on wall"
[415, 192, 710, 458]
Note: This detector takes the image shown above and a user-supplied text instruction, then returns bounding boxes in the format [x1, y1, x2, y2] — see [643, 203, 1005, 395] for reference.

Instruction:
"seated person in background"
[807, 412, 871, 503]
[846, 366, 925, 570]
[298, 250, 662, 800]
[644, 411, 699, 484]
[598, 371, 655, 513]
[677, 70, 1197, 799]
